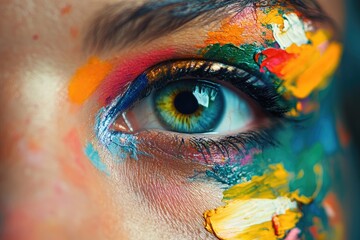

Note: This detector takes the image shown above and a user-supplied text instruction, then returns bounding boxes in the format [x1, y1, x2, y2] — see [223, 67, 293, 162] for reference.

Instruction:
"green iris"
[153, 80, 225, 133]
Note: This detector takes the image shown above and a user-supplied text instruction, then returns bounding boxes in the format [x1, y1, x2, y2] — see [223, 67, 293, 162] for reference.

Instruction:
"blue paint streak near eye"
[95, 73, 149, 161]
[107, 132, 139, 160]
[84, 142, 109, 174]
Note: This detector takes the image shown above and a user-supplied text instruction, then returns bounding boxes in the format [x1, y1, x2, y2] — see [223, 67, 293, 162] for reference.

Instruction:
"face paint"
[68, 57, 113, 104]
[84, 142, 109, 174]
[198, 4, 343, 240]
[71, 2, 344, 239]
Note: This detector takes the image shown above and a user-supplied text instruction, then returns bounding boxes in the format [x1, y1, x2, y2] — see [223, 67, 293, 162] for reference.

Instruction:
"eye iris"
[153, 80, 225, 133]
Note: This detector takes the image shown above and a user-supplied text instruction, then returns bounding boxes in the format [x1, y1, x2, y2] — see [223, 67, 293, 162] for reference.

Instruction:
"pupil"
[174, 91, 199, 114]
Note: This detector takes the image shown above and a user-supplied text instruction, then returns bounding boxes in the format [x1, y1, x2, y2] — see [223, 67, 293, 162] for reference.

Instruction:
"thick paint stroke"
[204, 164, 311, 239]
[68, 57, 113, 104]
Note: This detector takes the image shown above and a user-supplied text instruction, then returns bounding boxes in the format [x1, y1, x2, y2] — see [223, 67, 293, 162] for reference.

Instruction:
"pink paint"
[97, 48, 176, 105]
[285, 228, 301, 240]
[63, 129, 86, 172]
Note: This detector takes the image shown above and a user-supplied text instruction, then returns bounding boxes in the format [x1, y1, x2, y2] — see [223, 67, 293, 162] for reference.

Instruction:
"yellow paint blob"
[204, 164, 312, 240]
[68, 57, 113, 104]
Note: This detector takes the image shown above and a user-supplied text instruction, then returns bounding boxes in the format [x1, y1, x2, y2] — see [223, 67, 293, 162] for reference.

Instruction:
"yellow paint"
[223, 164, 289, 200]
[234, 210, 301, 240]
[204, 164, 312, 239]
[68, 57, 113, 104]
[260, 8, 286, 26]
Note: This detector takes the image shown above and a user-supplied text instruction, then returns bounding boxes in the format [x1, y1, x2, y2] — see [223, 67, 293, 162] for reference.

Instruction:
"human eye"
[96, 59, 289, 164]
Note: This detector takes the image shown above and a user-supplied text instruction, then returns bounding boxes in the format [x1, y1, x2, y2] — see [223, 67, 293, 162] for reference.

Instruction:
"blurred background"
[339, 0, 360, 238]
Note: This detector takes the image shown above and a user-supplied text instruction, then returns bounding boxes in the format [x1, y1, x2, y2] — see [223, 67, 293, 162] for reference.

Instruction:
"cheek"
[109, 151, 224, 227]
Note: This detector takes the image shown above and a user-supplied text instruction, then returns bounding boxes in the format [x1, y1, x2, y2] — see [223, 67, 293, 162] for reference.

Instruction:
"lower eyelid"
[123, 120, 278, 165]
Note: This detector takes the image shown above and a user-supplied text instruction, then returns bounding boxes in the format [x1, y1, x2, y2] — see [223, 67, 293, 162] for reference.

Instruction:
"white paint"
[210, 197, 298, 238]
[271, 13, 309, 49]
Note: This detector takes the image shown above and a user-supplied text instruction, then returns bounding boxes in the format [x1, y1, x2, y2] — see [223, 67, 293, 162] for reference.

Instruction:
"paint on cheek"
[68, 57, 113, 104]
[205, 150, 264, 185]
[204, 164, 310, 239]
[84, 142, 109, 174]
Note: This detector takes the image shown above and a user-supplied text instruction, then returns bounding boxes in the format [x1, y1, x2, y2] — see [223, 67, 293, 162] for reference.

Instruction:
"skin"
[0, 0, 348, 240]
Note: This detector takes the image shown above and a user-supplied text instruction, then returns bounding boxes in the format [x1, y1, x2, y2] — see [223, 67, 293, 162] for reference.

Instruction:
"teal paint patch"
[95, 107, 141, 161]
[107, 133, 139, 161]
[84, 142, 109, 174]
[289, 143, 329, 201]
[205, 154, 272, 186]
[199, 43, 261, 71]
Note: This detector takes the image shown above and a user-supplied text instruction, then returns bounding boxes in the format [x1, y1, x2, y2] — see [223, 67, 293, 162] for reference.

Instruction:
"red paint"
[256, 48, 295, 76]
[97, 48, 176, 105]
[272, 214, 281, 236]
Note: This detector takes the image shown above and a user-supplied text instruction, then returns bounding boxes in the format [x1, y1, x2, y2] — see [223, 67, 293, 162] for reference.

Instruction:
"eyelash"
[96, 59, 291, 163]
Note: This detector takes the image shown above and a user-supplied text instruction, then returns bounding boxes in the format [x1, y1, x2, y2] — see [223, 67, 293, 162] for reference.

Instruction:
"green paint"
[199, 43, 262, 71]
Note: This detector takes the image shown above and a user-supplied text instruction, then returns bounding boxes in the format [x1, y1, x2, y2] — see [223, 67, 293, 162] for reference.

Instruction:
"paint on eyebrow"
[68, 57, 113, 104]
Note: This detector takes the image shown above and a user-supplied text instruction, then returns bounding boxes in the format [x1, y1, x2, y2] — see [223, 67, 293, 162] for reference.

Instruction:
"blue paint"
[107, 132, 139, 160]
[95, 73, 149, 162]
[318, 116, 338, 154]
[84, 142, 109, 174]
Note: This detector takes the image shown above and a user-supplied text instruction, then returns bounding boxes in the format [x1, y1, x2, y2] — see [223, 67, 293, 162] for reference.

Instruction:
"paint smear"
[204, 164, 312, 239]
[84, 142, 109, 174]
[98, 48, 175, 104]
[60, 4, 72, 15]
[203, 7, 276, 47]
[258, 23, 342, 99]
[68, 57, 113, 104]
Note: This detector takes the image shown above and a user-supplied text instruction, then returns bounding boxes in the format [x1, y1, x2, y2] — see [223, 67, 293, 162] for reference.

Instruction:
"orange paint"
[68, 57, 113, 104]
[60, 4, 72, 16]
[70, 26, 79, 39]
[323, 192, 343, 226]
[203, 7, 275, 47]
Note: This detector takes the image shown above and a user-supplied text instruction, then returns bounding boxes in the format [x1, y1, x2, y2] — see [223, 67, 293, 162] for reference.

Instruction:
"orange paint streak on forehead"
[203, 7, 285, 47]
[68, 57, 113, 104]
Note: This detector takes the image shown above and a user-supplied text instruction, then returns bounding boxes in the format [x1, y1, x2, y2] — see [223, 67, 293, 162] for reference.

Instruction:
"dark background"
[339, 0, 360, 239]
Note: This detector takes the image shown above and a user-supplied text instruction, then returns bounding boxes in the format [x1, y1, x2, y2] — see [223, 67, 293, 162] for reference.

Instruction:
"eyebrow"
[85, 0, 332, 53]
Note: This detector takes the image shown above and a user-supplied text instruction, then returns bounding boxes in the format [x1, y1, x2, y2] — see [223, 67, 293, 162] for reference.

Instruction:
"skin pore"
[0, 0, 349, 240]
